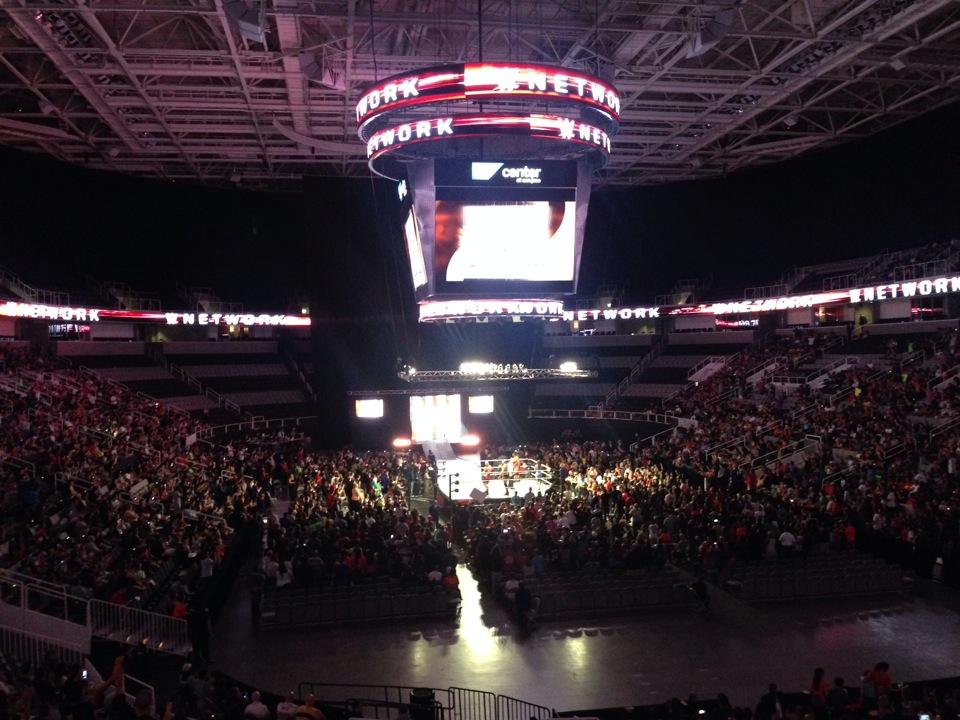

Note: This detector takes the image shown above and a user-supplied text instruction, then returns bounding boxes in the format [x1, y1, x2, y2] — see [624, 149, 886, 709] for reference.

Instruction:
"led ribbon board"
[366, 114, 612, 163]
[355, 62, 621, 134]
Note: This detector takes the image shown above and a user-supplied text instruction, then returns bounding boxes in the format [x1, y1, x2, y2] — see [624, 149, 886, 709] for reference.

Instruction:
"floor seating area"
[716, 554, 903, 602]
[509, 566, 697, 620]
[260, 583, 460, 628]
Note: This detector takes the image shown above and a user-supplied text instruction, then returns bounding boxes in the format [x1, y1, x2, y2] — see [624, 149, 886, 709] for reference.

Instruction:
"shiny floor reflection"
[215, 565, 960, 711]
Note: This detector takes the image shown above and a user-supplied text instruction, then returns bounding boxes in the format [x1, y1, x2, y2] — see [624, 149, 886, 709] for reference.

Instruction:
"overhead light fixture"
[559, 361, 579, 372]
[783, 114, 799, 128]
[889, 58, 906, 71]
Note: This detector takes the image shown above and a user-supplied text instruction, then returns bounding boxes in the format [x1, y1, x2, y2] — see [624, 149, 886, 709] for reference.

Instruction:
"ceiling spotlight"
[690, 157, 703, 168]
[107, 147, 120, 159]
[39, 101, 54, 115]
[889, 58, 906, 71]
[783, 114, 798, 128]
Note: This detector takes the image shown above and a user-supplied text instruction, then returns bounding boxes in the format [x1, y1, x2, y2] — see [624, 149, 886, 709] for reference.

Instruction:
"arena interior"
[1, 1, 960, 720]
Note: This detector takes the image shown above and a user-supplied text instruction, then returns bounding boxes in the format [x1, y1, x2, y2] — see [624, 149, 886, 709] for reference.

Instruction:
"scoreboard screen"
[403, 159, 591, 301]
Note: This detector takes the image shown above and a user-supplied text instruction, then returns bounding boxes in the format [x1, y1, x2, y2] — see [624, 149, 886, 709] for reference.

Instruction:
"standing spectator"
[756, 683, 785, 720]
[826, 678, 849, 716]
[187, 604, 212, 664]
[295, 695, 324, 720]
[810, 668, 828, 708]
[276, 694, 298, 720]
[244, 691, 271, 719]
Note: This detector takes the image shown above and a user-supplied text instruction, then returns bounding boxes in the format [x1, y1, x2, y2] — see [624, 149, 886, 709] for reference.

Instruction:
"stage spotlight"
[460, 434, 480, 446]
[392, 437, 412, 448]
[559, 361, 579, 372]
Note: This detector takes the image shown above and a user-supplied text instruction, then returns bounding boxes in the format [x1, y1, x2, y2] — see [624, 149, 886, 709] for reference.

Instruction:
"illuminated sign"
[849, 276, 960, 302]
[355, 62, 621, 130]
[563, 306, 661, 321]
[419, 299, 565, 322]
[366, 114, 612, 161]
[471, 162, 543, 184]
[0, 301, 310, 328]
[162, 313, 310, 327]
[1, 302, 101, 322]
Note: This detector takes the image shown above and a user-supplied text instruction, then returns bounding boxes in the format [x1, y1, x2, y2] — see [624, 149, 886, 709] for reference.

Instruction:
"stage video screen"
[402, 209, 428, 290]
[410, 394, 462, 442]
[468, 395, 495, 414]
[355, 398, 384, 419]
[430, 160, 580, 294]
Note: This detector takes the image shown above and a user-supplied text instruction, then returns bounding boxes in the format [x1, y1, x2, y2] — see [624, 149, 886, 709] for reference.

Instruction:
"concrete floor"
[213, 566, 960, 712]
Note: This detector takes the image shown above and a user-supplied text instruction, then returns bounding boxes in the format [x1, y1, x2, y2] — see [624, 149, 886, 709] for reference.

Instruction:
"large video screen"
[435, 200, 576, 282]
[410, 394, 462, 442]
[428, 160, 581, 295]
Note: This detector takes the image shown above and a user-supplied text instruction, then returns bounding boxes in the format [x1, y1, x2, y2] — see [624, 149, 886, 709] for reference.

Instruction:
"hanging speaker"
[299, 51, 322, 80]
[685, 7, 735, 58]
[222, 0, 266, 44]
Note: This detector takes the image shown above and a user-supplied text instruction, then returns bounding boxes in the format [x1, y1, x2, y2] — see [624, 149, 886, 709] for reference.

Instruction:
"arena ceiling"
[0, 0, 958, 189]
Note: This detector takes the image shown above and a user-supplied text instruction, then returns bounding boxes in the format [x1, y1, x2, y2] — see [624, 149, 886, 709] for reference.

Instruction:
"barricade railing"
[0, 568, 189, 656]
[89, 599, 190, 655]
[451, 687, 499, 720]
[478, 457, 554, 482]
[123, 673, 157, 713]
[296, 682, 553, 720]
[0, 625, 84, 667]
[298, 683, 455, 715]
[498, 694, 553, 720]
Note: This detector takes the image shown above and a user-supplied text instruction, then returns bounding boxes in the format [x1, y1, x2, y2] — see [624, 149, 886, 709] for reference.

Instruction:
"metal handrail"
[602, 336, 664, 410]
[738, 435, 821, 471]
[930, 415, 960, 440]
[746, 355, 786, 384]
[199, 414, 317, 438]
[529, 407, 680, 425]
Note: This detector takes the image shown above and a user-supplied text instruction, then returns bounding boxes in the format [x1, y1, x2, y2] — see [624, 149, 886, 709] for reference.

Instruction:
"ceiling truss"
[0, 0, 956, 189]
